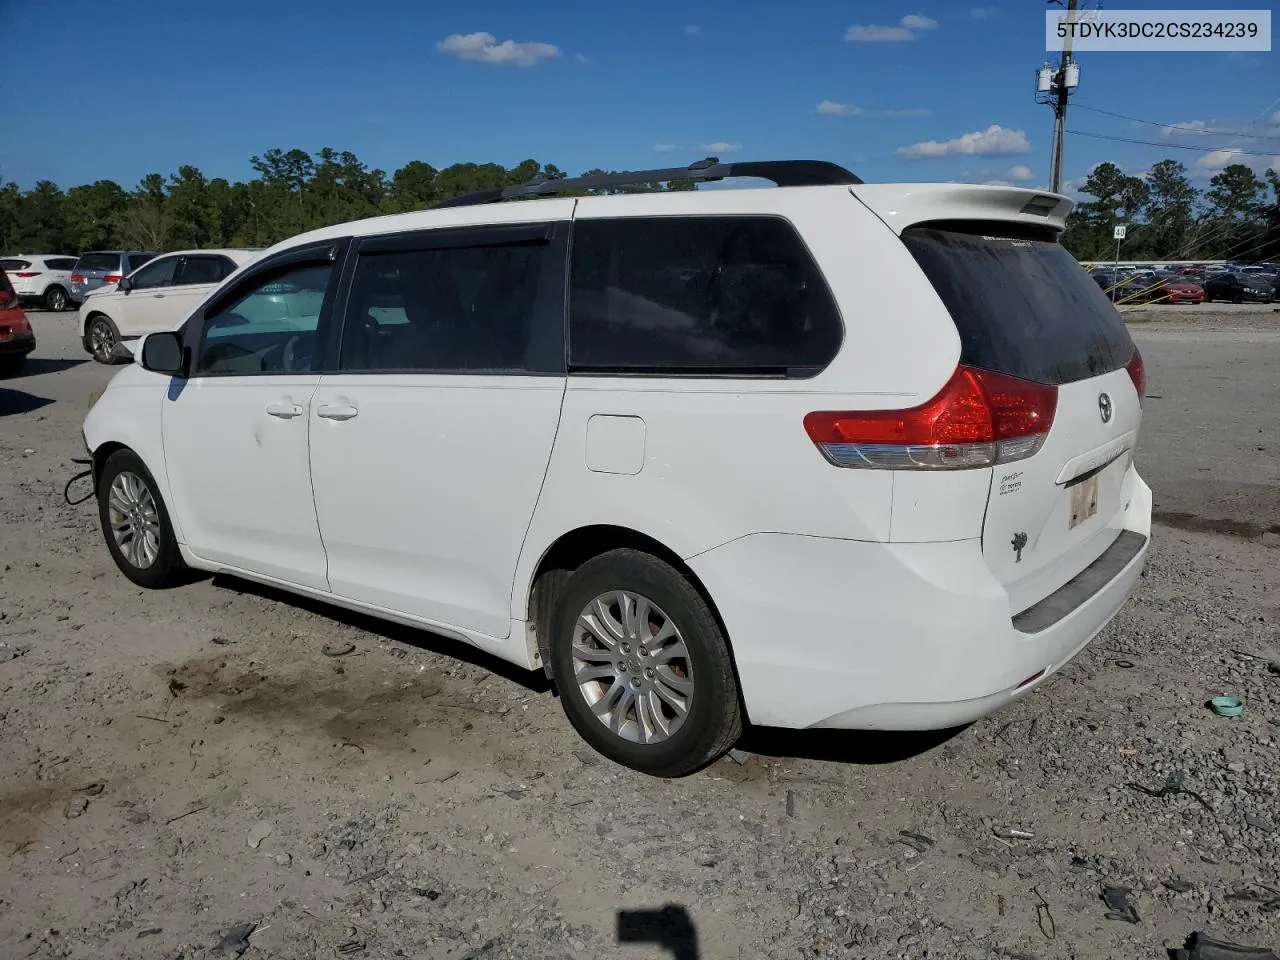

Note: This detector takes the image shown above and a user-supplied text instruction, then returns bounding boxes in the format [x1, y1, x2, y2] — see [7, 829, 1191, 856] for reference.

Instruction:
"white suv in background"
[1, 254, 79, 311]
[81, 159, 1151, 776]
[80, 248, 260, 363]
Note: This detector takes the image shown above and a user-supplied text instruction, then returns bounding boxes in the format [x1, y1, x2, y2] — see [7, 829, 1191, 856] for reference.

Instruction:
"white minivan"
[82, 159, 1151, 776]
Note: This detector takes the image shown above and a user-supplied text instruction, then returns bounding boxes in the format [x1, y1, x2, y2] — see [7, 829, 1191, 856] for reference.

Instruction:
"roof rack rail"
[430, 158, 862, 209]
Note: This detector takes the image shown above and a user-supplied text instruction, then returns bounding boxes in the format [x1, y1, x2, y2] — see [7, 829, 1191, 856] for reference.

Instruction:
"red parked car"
[0, 269, 36, 376]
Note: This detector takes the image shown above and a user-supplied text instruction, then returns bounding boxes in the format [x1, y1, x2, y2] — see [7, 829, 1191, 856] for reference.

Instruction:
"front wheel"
[548, 549, 742, 777]
[44, 286, 68, 312]
[87, 315, 121, 364]
[97, 449, 186, 589]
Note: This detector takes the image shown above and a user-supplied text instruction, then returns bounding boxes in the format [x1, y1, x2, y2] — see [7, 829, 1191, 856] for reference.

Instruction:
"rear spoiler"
[849, 184, 1073, 236]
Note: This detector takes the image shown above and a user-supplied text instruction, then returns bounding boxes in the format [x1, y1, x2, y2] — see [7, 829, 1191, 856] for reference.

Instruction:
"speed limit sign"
[1113, 225, 1127, 240]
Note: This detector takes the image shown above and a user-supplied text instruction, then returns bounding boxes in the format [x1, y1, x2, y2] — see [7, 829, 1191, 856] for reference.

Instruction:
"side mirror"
[117, 277, 132, 293]
[139, 331, 187, 377]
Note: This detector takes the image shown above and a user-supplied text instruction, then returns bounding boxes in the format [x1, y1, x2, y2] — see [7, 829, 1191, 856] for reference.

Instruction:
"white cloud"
[1006, 164, 1034, 181]
[1161, 119, 1207, 137]
[684, 24, 702, 36]
[969, 7, 998, 19]
[697, 142, 743, 153]
[816, 100, 864, 117]
[1270, 111, 1280, 124]
[436, 32, 560, 67]
[897, 124, 1031, 159]
[900, 14, 938, 30]
[816, 101, 930, 119]
[652, 143, 680, 153]
[574, 53, 591, 64]
[846, 14, 937, 41]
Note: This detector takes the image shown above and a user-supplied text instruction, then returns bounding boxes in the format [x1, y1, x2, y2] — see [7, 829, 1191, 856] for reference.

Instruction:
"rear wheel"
[44, 286, 68, 312]
[0, 355, 25, 377]
[87, 315, 120, 363]
[97, 449, 185, 589]
[548, 549, 742, 777]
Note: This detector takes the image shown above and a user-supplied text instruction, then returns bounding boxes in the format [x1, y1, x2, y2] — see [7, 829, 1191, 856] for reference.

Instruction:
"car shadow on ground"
[14, 357, 89, 377]
[209, 573, 552, 694]
[209, 573, 965, 766]
[740, 723, 964, 765]
[0, 386, 55, 416]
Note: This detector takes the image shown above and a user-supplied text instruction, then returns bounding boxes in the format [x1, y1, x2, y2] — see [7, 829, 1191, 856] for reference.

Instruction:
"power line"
[1064, 129, 1278, 157]
[1072, 103, 1280, 143]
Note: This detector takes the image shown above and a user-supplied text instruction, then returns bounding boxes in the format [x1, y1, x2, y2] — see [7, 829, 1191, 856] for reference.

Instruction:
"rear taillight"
[1125, 347, 1145, 404]
[803, 366, 1058, 470]
[102, 274, 123, 284]
[14, 271, 41, 278]
[70, 274, 85, 284]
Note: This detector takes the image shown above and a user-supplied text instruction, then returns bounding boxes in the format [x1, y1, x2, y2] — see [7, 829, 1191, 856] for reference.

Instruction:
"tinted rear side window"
[76, 253, 119, 272]
[129, 253, 156, 272]
[46, 258, 78, 270]
[569, 216, 842, 376]
[901, 225, 1135, 385]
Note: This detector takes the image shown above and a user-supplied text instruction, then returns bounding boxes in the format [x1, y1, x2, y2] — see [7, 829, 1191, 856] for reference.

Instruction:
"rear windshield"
[76, 253, 120, 272]
[1, 259, 30, 271]
[902, 225, 1135, 385]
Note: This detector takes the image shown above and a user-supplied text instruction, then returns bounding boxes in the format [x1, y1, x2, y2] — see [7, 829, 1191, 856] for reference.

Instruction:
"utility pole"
[1037, 0, 1082, 194]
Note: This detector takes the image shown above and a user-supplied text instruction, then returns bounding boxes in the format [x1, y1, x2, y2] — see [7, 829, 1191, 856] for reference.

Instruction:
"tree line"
[0, 149, 692, 255]
[0, 147, 1276, 264]
[1062, 160, 1280, 264]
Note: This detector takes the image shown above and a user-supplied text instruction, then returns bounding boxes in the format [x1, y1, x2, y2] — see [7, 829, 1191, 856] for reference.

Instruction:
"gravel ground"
[1, 308, 1277, 960]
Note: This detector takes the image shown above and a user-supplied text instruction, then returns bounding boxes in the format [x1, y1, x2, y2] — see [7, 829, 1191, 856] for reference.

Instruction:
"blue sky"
[1, 0, 1276, 196]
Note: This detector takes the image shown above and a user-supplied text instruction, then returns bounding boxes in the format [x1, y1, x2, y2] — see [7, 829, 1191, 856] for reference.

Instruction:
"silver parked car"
[69, 251, 157, 304]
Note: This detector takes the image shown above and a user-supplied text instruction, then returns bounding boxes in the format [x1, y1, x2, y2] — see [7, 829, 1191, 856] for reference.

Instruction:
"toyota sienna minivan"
[81, 158, 1151, 776]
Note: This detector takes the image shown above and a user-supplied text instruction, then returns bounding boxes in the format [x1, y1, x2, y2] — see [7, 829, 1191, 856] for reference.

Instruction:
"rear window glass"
[902, 225, 1135, 385]
[1, 259, 31, 271]
[569, 216, 842, 376]
[46, 257, 77, 270]
[76, 253, 120, 272]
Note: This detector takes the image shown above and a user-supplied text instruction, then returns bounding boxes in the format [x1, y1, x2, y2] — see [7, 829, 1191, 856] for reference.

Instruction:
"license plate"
[1069, 475, 1099, 529]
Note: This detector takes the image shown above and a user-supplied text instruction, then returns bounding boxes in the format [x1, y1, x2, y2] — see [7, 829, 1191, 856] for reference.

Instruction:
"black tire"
[548, 548, 741, 777]
[44, 286, 69, 312]
[0, 355, 25, 378]
[87, 314, 121, 364]
[1231, 291, 1243, 304]
[97, 449, 185, 589]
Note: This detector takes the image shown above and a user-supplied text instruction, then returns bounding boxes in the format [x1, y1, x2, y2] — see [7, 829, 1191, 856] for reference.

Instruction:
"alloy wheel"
[107, 471, 162, 569]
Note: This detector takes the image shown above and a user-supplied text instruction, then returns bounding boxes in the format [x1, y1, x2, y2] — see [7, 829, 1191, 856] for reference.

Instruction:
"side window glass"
[194, 262, 332, 376]
[176, 256, 224, 286]
[128, 254, 156, 272]
[568, 216, 842, 376]
[129, 257, 178, 290]
[339, 240, 548, 373]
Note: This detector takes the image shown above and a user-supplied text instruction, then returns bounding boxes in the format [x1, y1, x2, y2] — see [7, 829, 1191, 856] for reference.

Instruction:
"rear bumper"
[0, 331, 36, 357]
[688, 469, 1152, 731]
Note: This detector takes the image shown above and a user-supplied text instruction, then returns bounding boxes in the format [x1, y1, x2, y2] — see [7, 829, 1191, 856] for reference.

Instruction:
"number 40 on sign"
[1113, 225, 1126, 240]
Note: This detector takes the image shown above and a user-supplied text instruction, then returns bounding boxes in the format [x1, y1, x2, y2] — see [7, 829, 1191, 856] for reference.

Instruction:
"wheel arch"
[524, 524, 737, 686]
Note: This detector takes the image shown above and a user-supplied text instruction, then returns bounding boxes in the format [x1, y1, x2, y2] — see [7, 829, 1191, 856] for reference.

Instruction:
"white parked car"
[81, 159, 1151, 776]
[79, 248, 260, 363]
[1, 254, 79, 311]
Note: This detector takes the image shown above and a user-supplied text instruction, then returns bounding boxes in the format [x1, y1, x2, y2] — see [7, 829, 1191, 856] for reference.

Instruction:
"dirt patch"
[1154, 510, 1280, 541]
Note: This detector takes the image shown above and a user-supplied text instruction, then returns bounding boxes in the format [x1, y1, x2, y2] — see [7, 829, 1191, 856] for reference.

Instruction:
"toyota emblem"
[1098, 392, 1113, 423]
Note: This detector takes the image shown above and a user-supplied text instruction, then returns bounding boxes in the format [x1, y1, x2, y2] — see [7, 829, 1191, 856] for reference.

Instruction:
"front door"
[161, 248, 343, 590]
[307, 219, 571, 639]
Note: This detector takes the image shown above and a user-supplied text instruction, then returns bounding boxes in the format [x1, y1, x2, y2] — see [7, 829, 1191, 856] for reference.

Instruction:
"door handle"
[316, 403, 358, 421]
[265, 402, 303, 419]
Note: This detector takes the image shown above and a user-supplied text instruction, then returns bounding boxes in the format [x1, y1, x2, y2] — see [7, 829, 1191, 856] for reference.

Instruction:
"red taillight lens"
[102, 274, 123, 284]
[804, 366, 1058, 470]
[14, 271, 41, 278]
[70, 274, 85, 283]
[1125, 347, 1145, 404]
